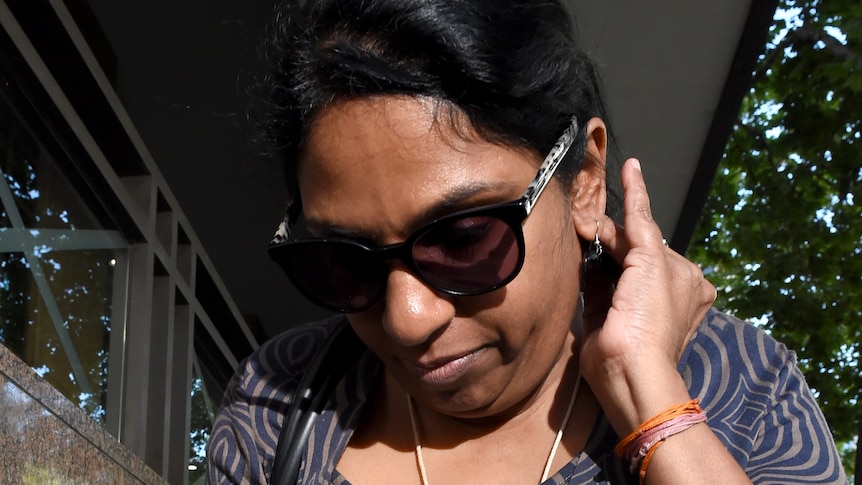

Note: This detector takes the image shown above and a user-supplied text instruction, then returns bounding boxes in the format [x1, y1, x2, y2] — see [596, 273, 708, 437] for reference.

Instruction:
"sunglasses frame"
[269, 116, 580, 312]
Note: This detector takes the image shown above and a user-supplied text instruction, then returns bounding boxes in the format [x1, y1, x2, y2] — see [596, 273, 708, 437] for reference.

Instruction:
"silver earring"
[583, 222, 603, 267]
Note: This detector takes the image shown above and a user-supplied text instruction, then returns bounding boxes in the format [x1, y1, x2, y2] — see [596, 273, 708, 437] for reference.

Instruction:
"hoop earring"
[583, 221, 603, 269]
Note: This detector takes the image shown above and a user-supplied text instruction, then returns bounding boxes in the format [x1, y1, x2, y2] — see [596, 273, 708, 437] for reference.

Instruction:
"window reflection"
[188, 366, 216, 485]
[0, 85, 127, 426]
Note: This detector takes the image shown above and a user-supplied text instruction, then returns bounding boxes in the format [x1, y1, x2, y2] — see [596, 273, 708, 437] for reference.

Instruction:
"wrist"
[588, 359, 692, 436]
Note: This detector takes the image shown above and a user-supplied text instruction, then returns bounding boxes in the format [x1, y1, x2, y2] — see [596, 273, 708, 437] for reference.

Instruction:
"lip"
[412, 348, 486, 385]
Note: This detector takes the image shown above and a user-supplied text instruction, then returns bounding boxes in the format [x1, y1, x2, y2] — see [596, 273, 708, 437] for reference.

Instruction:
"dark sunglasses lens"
[412, 215, 520, 293]
[274, 241, 383, 312]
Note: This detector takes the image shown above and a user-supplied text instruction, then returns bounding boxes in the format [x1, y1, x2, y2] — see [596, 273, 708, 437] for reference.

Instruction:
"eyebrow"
[304, 179, 522, 242]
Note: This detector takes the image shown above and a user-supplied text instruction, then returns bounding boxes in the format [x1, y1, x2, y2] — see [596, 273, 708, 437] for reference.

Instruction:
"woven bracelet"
[614, 399, 707, 484]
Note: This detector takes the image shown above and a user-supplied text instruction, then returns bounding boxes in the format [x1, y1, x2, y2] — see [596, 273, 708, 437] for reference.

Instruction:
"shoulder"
[680, 309, 847, 483]
[206, 315, 354, 484]
[234, 314, 349, 397]
[217, 314, 354, 428]
[682, 308, 796, 384]
[681, 308, 800, 423]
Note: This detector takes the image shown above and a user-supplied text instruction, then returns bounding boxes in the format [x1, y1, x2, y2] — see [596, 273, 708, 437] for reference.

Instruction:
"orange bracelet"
[614, 399, 705, 485]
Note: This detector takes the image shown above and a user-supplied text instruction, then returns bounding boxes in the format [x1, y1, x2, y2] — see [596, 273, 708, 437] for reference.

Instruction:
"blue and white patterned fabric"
[206, 309, 848, 484]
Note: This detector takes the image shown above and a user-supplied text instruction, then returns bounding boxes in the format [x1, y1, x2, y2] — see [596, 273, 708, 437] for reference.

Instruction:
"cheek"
[346, 311, 384, 350]
[497, 216, 582, 338]
[522, 214, 582, 298]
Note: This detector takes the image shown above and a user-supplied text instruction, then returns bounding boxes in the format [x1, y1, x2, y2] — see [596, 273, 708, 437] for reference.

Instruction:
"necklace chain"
[407, 372, 582, 485]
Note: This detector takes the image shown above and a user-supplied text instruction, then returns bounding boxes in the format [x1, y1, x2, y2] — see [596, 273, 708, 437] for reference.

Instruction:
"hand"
[578, 158, 717, 433]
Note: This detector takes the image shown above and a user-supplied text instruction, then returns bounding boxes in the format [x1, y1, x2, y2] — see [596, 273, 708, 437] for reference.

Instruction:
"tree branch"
[754, 27, 860, 83]
[793, 28, 860, 63]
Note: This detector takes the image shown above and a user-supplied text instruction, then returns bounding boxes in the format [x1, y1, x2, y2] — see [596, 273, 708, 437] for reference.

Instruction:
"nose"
[380, 264, 455, 346]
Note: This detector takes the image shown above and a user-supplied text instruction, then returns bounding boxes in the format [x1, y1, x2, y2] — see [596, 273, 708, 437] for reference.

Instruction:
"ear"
[570, 117, 608, 239]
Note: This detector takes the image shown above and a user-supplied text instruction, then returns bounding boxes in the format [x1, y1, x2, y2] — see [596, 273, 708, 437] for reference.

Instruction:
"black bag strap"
[270, 319, 365, 485]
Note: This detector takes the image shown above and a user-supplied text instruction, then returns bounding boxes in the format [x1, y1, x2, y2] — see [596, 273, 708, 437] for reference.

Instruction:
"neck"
[406, 361, 585, 485]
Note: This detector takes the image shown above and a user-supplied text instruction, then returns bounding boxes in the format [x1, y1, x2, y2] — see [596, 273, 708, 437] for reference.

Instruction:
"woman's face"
[298, 96, 589, 419]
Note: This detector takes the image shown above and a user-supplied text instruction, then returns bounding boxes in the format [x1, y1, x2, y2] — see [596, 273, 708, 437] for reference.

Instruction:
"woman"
[206, 0, 847, 483]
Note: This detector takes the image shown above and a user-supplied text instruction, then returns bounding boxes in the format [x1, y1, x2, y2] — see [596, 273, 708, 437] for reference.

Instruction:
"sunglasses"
[269, 117, 580, 313]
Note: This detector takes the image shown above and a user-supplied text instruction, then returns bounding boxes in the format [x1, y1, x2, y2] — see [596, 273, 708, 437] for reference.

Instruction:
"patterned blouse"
[206, 309, 848, 484]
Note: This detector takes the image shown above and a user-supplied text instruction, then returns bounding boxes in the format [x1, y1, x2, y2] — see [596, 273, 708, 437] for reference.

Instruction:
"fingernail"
[632, 159, 642, 172]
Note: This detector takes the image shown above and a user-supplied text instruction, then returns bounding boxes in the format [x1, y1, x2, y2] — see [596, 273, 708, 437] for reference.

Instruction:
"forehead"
[297, 96, 539, 237]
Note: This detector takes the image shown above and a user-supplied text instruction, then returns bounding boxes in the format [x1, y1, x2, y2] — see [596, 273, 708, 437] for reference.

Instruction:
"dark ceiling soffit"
[671, 0, 780, 254]
[0, 5, 140, 241]
[6, 1, 147, 178]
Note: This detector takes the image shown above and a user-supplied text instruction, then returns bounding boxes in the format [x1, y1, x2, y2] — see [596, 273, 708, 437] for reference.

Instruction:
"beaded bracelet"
[614, 399, 707, 484]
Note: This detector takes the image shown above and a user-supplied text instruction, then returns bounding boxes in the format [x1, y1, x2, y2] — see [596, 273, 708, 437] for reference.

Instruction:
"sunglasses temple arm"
[522, 117, 579, 215]
[270, 197, 304, 246]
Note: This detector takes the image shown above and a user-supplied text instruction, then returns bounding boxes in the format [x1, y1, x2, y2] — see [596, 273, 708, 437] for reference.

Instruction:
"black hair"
[256, 0, 620, 223]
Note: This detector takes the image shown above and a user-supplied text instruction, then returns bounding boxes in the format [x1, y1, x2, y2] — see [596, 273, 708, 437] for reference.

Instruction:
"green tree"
[689, 0, 862, 478]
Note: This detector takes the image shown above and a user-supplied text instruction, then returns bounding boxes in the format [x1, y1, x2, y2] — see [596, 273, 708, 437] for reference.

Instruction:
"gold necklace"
[406, 372, 582, 485]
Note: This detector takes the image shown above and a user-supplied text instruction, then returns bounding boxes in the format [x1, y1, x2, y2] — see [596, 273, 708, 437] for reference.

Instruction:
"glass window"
[0, 82, 127, 426]
[188, 361, 217, 485]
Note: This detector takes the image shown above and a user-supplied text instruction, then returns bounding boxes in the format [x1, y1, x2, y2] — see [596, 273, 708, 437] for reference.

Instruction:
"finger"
[590, 158, 660, 263]
[620, 158, 664, 250]
[667, 249, 716, 309]
[592, 214, 627, 263]
[664, 249, 717, 357]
